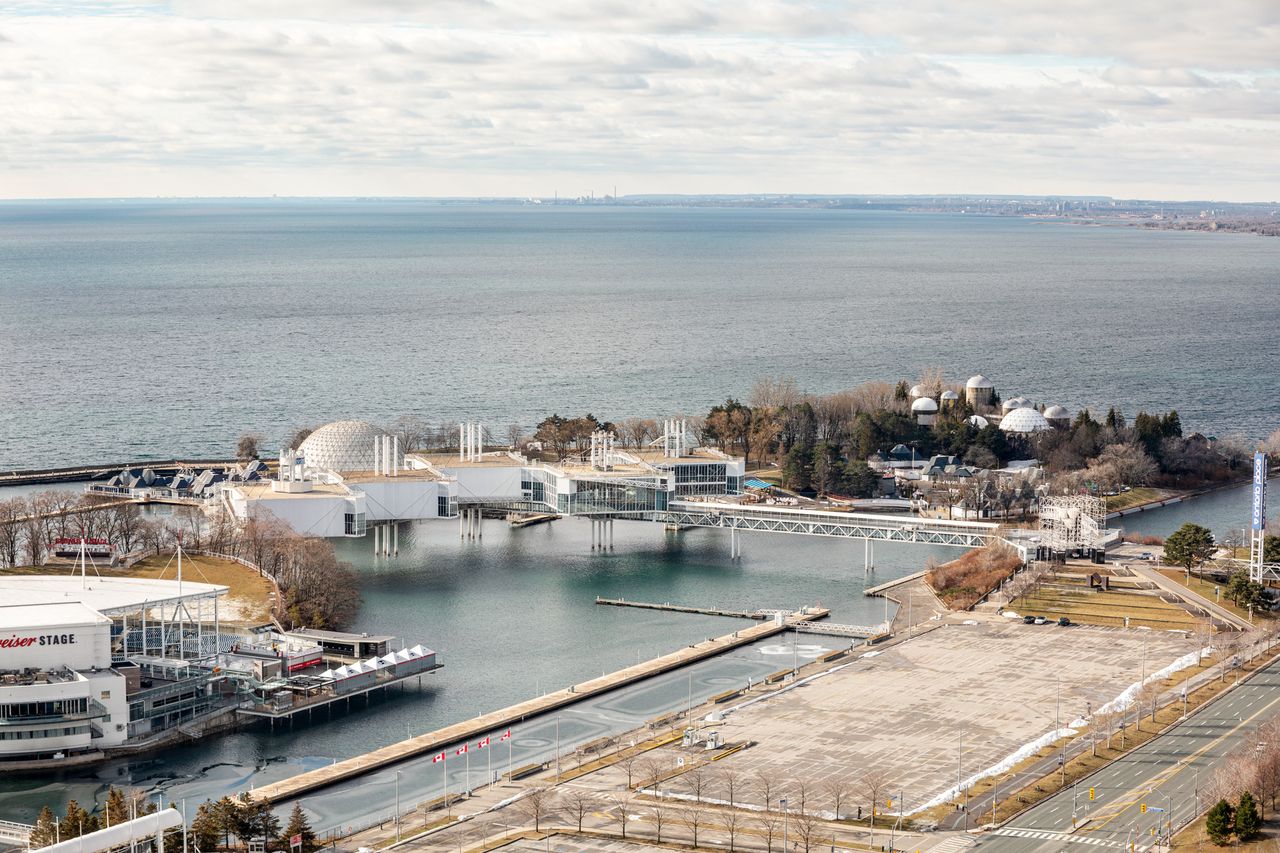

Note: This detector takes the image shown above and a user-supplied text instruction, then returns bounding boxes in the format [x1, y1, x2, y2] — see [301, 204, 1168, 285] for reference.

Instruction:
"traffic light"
[1088, 788, 1095, 801]
[1140, 803, 1147, 814]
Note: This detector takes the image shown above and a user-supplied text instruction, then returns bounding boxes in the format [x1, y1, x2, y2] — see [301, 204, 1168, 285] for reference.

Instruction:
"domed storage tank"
[965, 374, 995, 406]
[911, 396, 939, 426]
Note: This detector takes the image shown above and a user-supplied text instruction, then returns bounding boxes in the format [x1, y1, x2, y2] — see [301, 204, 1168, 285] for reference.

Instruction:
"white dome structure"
[909, 384, 927, 399]
[911, 396, 938, 426]
[999, 407, 1052, 434]
[1043, 405, 1071, 425]
[966, 374, 994, 389]
[298, 420, 397, 473]
[965, 374, 995, 407]
[940, 390, 960, 402]
[966, 415, 990, 429]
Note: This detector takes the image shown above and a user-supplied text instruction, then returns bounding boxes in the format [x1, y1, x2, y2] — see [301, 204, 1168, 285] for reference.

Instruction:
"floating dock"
[251, 605, 827, 804]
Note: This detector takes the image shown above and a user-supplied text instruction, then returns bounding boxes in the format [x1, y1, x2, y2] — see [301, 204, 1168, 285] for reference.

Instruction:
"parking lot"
[659, 619, 1194, 813]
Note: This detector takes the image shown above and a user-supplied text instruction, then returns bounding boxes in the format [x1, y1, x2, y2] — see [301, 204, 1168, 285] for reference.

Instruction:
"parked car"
[1034, 616, 1048, 625]
[1139, 552, 1154, 560]
[1058, 617, 1071, 627]
[1023, 615, 1036, 624]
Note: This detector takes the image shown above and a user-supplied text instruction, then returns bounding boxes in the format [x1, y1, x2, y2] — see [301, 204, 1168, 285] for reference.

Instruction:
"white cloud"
[0, 1, 1276, 198]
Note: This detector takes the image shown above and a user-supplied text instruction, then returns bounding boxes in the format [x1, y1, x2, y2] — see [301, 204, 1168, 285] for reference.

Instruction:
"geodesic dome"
[999, 407, 1052, 434]
[298, 420, 397, 473]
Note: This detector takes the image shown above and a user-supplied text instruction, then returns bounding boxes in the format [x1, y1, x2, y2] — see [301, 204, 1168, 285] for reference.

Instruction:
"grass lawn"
[1106, 488, 1181, 512]
[1012, 587, 1202, 630]
[128, 554, 275, 623]
[1157, 570, 1274, 625]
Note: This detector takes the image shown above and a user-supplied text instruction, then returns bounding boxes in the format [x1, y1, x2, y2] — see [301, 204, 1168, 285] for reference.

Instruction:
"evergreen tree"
[893, 380, 909, 403]
[1264, 534, 1280, 564]
[163, 802, 183, 852]
[212, 796, 242, 848]
[60, 800, 92, 840]
[239, 795, 282, 851]
[190, 800, 221, 853]
[1205, 798, 1234, 845]
[1162, 410, 1183, 438]
[30, 806, 58, 849]
[104, 786, 129, 827]
[843, 460, 880, 498]
[1236, 791, 1261, 841]
[1105, 407, 1123, 430]
[1164, 523, 1216, 577]
[278, 803, 319, 853]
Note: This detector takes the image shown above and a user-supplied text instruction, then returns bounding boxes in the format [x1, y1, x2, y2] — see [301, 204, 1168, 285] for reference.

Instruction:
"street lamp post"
[395, 770, 402, 841]
[781, 798, 788, 853]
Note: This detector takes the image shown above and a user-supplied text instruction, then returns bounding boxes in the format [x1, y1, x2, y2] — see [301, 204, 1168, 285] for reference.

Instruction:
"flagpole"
[466, 748, 471, 796]
[507, 733, 512, 780]
[442, 754, 448, 814]
[487, 741, 493, 789]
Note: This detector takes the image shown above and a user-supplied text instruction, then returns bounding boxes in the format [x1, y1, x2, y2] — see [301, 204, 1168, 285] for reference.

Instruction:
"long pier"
[251, 605, 827, 804]
[595, 597, 772, 620]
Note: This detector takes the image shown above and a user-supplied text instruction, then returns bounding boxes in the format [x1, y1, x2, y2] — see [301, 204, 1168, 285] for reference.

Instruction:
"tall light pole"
[395, 770, 402, 841]
[781, 797, 788, 853]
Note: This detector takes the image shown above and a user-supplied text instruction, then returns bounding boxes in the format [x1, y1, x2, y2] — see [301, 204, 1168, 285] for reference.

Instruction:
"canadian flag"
[499, 730, 512, 741]
[456, 744, 468, 755]
[477, 736, 490, 749]
[431, 752, 446, 763]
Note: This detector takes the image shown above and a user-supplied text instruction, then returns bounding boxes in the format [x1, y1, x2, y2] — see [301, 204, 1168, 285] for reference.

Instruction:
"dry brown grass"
[928, 545, 1023, 610]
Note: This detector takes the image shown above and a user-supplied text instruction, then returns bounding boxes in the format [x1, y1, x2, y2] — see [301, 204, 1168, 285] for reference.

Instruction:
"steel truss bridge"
[659, 500, 1005, 549]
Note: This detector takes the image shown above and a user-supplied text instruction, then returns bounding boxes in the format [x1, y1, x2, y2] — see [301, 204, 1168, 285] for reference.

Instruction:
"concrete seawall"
[252, 606, 827, 804]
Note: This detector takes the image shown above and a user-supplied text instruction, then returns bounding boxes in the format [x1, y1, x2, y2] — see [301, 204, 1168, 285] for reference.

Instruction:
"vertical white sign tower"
[1250, 451, 1268, 582]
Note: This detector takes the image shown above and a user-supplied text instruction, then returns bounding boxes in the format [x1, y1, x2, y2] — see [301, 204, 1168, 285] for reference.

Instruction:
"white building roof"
[911, 397, 938, 412]
[940, 390, 960, 401]
[908, 384, 926, 398]
[966, 415, 990, 429]
[966, 374, 994, 389]
[1043, 405, 1071, 420]
[0, 576, 227, 615]
[0, 601, 110, 631]
[999, 407, 1052, 434]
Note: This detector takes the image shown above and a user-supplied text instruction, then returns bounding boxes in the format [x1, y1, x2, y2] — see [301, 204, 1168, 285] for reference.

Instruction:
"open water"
[2, 201, 1279, 469]
[0, 202, 1277, 824]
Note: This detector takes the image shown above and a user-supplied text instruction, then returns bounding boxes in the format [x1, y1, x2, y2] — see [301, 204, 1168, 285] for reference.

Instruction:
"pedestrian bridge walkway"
[660, 500, 1003, 549]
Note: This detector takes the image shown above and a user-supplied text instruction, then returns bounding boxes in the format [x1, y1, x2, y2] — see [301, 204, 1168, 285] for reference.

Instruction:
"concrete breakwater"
[252, 605, 828, 804]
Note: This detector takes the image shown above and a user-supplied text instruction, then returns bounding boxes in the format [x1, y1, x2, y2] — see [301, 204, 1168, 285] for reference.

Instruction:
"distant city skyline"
[1, 1, 1277, 201]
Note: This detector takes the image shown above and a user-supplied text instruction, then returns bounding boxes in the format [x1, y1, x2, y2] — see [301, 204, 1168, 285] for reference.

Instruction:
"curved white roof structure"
[940, 390, 960, 401]
[1000, 407, 1052, 433]
[966, 374, 994, 389]
[1002, 396, 1031, 412]
[909, 384, 927, 399]
[299, 419, 396, 473]
[1043, 405, 1071, 421]
[911, 397, 938, 413]
[967, 415, 990, 429]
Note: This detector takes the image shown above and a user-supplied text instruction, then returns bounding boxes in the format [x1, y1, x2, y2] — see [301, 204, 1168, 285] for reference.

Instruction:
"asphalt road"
[975, 656, 1280, 853]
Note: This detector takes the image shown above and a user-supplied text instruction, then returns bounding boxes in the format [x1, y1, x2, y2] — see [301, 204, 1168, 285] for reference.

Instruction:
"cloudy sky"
[1, 1, 1277, 200]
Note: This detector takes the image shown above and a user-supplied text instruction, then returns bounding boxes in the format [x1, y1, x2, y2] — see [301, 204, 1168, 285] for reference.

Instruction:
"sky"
[0, 1, 1278, 201]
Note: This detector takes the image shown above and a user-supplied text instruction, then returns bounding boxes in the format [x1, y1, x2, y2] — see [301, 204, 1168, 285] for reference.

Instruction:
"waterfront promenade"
[253, 606, 828, 804]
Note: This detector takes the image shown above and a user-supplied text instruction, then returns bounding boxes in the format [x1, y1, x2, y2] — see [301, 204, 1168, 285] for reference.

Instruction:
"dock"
[509, 512, 560, 528]
[595, 597, 775, 620]
[251, 605, 828, 804]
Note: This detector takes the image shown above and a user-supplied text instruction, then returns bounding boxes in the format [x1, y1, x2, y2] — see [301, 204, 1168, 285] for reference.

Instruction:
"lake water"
[2, 202, 1278, 470]
[1, 202, 1277, 825]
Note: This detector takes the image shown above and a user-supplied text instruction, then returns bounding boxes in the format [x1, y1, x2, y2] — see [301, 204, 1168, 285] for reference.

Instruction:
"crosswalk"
[992, 827, 1130, 849]
[928, 836, 975, 853]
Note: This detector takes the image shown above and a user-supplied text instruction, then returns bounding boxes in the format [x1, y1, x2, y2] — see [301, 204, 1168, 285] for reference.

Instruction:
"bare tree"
[617, 752, 640, 788]
[684, 765, 710, 802]
[756, 770, 780, 811]
[285, 426, 314, 451]
[649, 801, 670, 843]
[790, 777, 810, 814]
[608, 793, 634, 838]
[679, 806, 706, 847]
[639, 757, 666, 790]
[755, 814, 780, 853]
[236, 432, 263, 460]
[506, 423, 525, 450]
[518, 787, 558, 832]
[859, 768, 892, 833]
[823, 778, 851, 820]
[722, 809, 743, 853]
[717, 768, 742, 807]
[792, 811, 819, 853]
[560, 789, 594, 832]
[1138, 682, 1162, 728]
